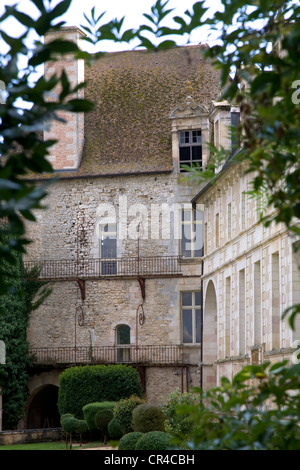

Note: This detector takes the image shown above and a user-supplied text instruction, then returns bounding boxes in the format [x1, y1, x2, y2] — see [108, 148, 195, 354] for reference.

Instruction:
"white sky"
[0, 0, 223, 52]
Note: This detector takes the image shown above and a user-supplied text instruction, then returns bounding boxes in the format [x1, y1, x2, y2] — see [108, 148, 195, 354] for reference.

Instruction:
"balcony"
[24, 256, 182, 281]
[29, 345, 194, 366]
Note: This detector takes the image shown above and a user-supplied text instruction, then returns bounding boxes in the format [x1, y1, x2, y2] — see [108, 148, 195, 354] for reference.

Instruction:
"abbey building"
[6, 27, 298, 430]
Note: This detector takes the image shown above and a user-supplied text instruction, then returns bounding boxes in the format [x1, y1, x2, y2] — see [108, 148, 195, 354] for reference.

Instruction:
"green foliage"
[60, 413, 88, 449]
[58, 365, 142, 419]
[60, 414, 79, 434]
[76, 419, 88, 435]
[118, 432, 144, 451]
[177, 361, 300, 450]
[107, 418, 123, 440]
[113, 395, 145, 435]
[132, 404, 166, 433]
[94, 408, 114, 431]
[162, 389, 199, 439]
[83, 401, 115, 432]
[0, 236, 51, 429]
[0, 1, 96, 292]
[135, 431, 172, 450]
[94, 406, 115, 443]
[200, 1, 300, 252]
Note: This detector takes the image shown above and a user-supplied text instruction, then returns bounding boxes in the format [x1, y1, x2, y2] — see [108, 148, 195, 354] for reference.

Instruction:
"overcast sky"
[0, 0, 223, 51]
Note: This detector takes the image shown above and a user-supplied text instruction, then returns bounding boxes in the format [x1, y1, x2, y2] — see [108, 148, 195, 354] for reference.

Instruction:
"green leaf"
[157, 40, 177, 49]
[251, 72, 280, 95]
[66, 99, 95, 112]
[13, 10, 36, 28]
[48, 0, 72, 21]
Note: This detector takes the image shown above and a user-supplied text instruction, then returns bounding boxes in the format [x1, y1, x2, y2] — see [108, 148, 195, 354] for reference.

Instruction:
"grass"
[0, 441, 109, 451]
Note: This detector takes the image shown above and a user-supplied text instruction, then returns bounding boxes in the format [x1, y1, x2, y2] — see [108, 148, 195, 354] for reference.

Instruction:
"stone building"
[8, 27, 298, 431]
[193, 107, 300, 389]
[20, 27, 226, 429]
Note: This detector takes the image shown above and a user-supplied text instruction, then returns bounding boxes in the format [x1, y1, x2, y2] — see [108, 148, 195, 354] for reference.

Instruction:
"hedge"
[58, 364, 143, 418]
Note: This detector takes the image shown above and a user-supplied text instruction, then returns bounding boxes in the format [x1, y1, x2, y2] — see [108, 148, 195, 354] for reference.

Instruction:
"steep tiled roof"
[29, 44, 221, 179]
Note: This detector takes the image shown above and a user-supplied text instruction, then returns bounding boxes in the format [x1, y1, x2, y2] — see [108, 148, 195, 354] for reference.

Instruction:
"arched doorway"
[203, 280, 218, 389]
[26, 384, 60, 429]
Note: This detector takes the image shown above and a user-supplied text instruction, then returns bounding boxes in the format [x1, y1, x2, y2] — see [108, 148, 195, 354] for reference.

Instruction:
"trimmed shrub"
[60, 413, 74, 427]
[58, 365, 142, 418]
[60, 413, 88, 449]
[108, 418, 123, 440]
[113, 395, 145, 434]
[163, 389, 198, 439]
[132, 404, 166, 433]
[95, 408, 114, 431]
[118, 432, 144, 451]
[83, 402, 115, 432]
[94, 407, 114, 443]
[60, 414, 79, 434]
[135, 431, 172, 450]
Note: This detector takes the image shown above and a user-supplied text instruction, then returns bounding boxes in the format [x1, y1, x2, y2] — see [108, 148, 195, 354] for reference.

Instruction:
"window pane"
[183, 309, 193, 343]
[194, 223, 203, 257]
[192, 130, 201, 143]
[102, 237, 117, 258]
[195, 292, 201, 306]
[182, 223, 192, 241]
[196, 309, 201, 343]
[182, 292, 192, 306]
[179, 147, 190, 161]
[181, 224, 192, 257]
[182, 210, 192, 222]
[194, 209, 203, 221]
[117, 325, 130, 344]
[180, 131, 190, 144]
[192, 145, 202, 161]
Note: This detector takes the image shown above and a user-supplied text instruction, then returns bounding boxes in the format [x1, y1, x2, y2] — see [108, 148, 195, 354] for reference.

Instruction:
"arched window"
[116, 324, 130, 362]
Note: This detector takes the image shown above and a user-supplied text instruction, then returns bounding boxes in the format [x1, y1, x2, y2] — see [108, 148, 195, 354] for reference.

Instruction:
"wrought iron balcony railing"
[29, 345, 191, 366]
[24, 256, 182, 280]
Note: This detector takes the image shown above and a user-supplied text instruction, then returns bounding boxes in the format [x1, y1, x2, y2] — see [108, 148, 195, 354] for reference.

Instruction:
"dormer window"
[179, 130, 202, 172]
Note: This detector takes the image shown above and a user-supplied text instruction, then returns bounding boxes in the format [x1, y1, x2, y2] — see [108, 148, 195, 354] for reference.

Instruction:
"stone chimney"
[44, 27, 85, 170]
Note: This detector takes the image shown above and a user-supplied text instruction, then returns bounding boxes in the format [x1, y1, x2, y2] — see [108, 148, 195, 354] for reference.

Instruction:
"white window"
[181, 208, 203, 258]
[179, 130, 202, 172]
[99, 223, 117, 274]
[181, 291, 201, 344]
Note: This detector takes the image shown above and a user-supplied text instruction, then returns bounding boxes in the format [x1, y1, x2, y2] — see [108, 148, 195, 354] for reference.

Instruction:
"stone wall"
[25, 172, 201, 353]
[197, 161, 300, 386]
[0, 429, 64, 446]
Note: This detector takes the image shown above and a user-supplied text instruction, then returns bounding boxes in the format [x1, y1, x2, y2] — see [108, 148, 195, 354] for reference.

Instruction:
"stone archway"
[26, 384, 60, 429]
[202, 280, 218, 389]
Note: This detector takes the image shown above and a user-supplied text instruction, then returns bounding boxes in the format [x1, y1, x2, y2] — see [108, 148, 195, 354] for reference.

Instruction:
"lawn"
[0, 441, 109, 450]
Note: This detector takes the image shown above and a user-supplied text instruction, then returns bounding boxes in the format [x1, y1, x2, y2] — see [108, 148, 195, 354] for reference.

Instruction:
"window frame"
[116, 324, 131, 362]
[179, 129, 202, 173]
[180, 208, 203, 258]
[98, 223, 117, 275]
[181, 291, 201, 345]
